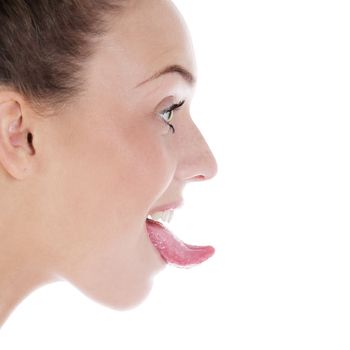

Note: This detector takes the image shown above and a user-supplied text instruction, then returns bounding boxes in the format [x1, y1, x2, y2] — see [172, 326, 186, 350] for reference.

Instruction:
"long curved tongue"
[146, 218, 215, 268]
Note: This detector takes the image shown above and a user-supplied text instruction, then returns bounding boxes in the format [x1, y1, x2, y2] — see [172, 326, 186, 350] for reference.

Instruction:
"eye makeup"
[158, 100, 185, 134]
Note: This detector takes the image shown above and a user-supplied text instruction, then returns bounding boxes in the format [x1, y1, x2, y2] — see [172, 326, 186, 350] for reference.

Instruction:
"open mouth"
[145, 208, 215, 268]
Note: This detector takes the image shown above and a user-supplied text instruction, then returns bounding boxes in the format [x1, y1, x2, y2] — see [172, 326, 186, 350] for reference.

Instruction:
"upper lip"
[148, 199, 184, 215]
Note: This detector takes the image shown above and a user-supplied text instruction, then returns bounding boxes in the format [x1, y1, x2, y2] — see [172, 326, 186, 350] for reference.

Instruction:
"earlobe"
[0, 99, 35, 180]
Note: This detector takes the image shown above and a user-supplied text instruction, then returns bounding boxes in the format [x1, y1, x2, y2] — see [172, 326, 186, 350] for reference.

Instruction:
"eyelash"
[159, 100, 185, 134]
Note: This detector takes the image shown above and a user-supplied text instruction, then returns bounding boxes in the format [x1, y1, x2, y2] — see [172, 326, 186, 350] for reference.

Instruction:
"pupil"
[166, 111, 173, 121]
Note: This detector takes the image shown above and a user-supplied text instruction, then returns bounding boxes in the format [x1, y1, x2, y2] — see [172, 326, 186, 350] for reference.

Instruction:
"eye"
[160, 109, 175, 123]
[159, 100, 185, 134]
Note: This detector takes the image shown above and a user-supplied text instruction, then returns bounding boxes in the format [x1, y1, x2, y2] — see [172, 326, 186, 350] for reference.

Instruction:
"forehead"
[95, 0, 197, 89]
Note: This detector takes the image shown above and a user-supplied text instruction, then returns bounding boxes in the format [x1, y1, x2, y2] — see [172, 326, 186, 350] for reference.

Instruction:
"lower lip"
[145, 218, 215, 268]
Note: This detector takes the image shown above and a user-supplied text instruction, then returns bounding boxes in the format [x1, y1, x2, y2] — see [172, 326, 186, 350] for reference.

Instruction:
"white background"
[1, 1, 350, 349]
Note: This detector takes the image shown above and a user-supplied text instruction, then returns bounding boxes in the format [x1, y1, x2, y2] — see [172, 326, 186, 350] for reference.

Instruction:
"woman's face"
[36, 0, 217, 309]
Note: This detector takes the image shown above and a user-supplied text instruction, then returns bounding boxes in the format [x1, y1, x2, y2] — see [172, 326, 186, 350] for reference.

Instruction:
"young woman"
[0, 0, 217, 327]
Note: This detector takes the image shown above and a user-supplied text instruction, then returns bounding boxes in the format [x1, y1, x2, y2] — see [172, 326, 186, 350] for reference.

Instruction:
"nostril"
[194, 175, 206, 181]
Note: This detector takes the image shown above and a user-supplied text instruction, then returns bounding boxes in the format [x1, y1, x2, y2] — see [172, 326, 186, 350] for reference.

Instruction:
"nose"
[175, 121, 218, 182]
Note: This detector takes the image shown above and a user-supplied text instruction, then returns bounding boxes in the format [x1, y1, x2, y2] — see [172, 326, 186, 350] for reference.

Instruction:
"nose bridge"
[175, 120, 218, 182]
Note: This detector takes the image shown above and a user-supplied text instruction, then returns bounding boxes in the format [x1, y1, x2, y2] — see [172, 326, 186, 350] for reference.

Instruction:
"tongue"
[146, 218, 215, 268]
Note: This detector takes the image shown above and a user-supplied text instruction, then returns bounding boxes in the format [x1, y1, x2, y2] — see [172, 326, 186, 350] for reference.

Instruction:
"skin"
[0, 0, 217, 326]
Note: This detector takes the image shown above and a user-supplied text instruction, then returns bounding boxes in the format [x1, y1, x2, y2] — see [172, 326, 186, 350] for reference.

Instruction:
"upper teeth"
[148, 209, 174, 224]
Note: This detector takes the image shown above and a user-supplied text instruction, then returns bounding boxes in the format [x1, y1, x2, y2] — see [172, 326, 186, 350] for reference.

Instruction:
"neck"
[0, 183, 59, 328]
[0, 231, 58, 328]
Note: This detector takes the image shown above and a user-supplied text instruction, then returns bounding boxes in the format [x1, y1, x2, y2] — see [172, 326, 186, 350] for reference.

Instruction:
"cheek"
[51, 110, 174, 235]
[46, 117, 174, 307]
[64, 115, 173, 206]
[114, 120, 176, 203]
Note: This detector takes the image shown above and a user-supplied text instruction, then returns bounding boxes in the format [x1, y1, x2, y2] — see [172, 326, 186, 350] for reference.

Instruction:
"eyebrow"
[136, 64, 196, 88]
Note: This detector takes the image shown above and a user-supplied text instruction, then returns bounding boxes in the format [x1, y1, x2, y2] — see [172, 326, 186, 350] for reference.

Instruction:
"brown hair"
[0, 0, 124, 116]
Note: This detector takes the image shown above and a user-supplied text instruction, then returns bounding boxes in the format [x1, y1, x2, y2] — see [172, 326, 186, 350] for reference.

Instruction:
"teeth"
[147, 209, 175, 224]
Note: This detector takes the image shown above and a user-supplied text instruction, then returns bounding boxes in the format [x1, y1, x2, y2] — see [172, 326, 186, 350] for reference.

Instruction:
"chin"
[74, 275, 156, 311]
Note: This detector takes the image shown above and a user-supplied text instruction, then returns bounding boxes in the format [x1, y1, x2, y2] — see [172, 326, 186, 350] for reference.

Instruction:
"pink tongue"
[146, 218, 215, 268]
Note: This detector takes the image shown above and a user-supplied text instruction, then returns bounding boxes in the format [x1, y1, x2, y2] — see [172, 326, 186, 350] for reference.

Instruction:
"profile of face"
[0, 0, 217, 314]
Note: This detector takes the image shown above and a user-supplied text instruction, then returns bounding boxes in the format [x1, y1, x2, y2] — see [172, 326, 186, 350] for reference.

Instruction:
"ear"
[0, 98, 36, 180]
